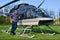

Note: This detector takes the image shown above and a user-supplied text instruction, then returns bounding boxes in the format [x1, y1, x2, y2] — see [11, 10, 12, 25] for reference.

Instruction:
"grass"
[0, 25, 60, 40]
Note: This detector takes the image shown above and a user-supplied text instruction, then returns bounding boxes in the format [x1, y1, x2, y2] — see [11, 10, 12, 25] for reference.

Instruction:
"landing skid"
[39, 25, 56, 35]
[1, 25, 56, 38]
[20, 26, 35, 38]
[20, 34, 35, 38]
[1, 26, 35, 38]
[1, 29, 35, 38]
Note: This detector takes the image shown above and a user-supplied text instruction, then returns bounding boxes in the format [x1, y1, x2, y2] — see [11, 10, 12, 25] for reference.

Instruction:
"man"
[10, 9, 19, 35]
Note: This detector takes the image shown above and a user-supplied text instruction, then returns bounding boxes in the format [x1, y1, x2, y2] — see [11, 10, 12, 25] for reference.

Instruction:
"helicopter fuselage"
[10, 3, 53, 26]
[17, 17, 53, 25]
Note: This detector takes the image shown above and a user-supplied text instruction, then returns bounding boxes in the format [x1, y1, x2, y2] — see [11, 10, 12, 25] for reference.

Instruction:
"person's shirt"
[10, 13, 19, 22]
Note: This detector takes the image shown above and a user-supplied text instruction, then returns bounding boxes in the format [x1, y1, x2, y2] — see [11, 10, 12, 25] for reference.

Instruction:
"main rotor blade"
[38, 0, 45, 8]
[0, 0, 19, 9]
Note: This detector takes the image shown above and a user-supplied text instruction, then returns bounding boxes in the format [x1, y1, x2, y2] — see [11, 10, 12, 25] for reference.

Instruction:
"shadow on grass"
[31, 28, 60, 34]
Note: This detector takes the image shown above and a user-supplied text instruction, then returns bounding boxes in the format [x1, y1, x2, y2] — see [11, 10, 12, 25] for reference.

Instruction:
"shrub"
[54, 18, 60, 25]
[0, 16, 11, 25]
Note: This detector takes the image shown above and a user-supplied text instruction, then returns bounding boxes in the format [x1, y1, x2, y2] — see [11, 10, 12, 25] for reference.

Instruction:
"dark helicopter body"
[11, 3, 55, 35]
[0, 0, 55, 35]
[10, 3, 53, 26]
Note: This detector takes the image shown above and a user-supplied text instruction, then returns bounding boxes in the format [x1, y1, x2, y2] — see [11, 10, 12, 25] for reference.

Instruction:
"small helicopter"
[9, 0, 55, 35]
[0, 0, 55, 37]
[10, 0, 53, 26]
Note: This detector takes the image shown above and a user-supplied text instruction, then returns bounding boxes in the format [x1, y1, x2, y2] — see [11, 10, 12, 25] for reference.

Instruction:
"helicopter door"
[18, 9, 38, 25]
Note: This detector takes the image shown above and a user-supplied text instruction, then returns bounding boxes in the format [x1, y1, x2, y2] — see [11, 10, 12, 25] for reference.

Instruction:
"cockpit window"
[32, 9, 49, 17]
[9, 3, 49, 20]
[18, 4, 49, 20]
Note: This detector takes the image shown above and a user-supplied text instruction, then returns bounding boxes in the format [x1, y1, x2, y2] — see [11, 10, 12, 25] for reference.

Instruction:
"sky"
[0, 0, 60, 15]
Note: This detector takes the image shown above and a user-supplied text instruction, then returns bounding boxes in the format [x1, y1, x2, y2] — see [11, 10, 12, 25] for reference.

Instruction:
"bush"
[0, 16, 11, 25]
[54, 18, 60, 25]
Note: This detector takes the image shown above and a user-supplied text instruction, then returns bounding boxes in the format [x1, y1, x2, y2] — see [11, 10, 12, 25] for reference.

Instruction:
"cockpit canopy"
[10, 3, 50, 19]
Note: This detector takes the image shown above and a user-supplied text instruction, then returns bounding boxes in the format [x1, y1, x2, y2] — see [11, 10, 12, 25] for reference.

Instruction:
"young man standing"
[10, 9, 19, 35]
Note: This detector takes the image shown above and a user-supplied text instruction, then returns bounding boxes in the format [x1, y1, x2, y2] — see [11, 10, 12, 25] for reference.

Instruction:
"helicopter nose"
[38, 18, 54, 25]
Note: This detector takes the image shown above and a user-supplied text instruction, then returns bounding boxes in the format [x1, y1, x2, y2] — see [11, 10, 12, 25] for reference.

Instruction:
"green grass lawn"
[0, 25, 60, 40]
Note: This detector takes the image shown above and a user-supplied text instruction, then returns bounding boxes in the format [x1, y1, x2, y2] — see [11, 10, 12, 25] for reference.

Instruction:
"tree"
[3, 4, 15, 13]
[4, 6, 10, 13]
[50, 10, 55, 19]
[58, 9, 60, 25]
[0, 9, 3, 14]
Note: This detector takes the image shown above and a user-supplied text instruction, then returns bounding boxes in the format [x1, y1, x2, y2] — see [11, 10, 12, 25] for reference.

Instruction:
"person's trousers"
[11, 21, 17, 33]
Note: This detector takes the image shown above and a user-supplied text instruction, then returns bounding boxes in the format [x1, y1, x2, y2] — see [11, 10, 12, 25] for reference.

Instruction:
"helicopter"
[10, 0, 53, 26]
[0, 0, 55, 36]
[9, 0, 56, 35]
